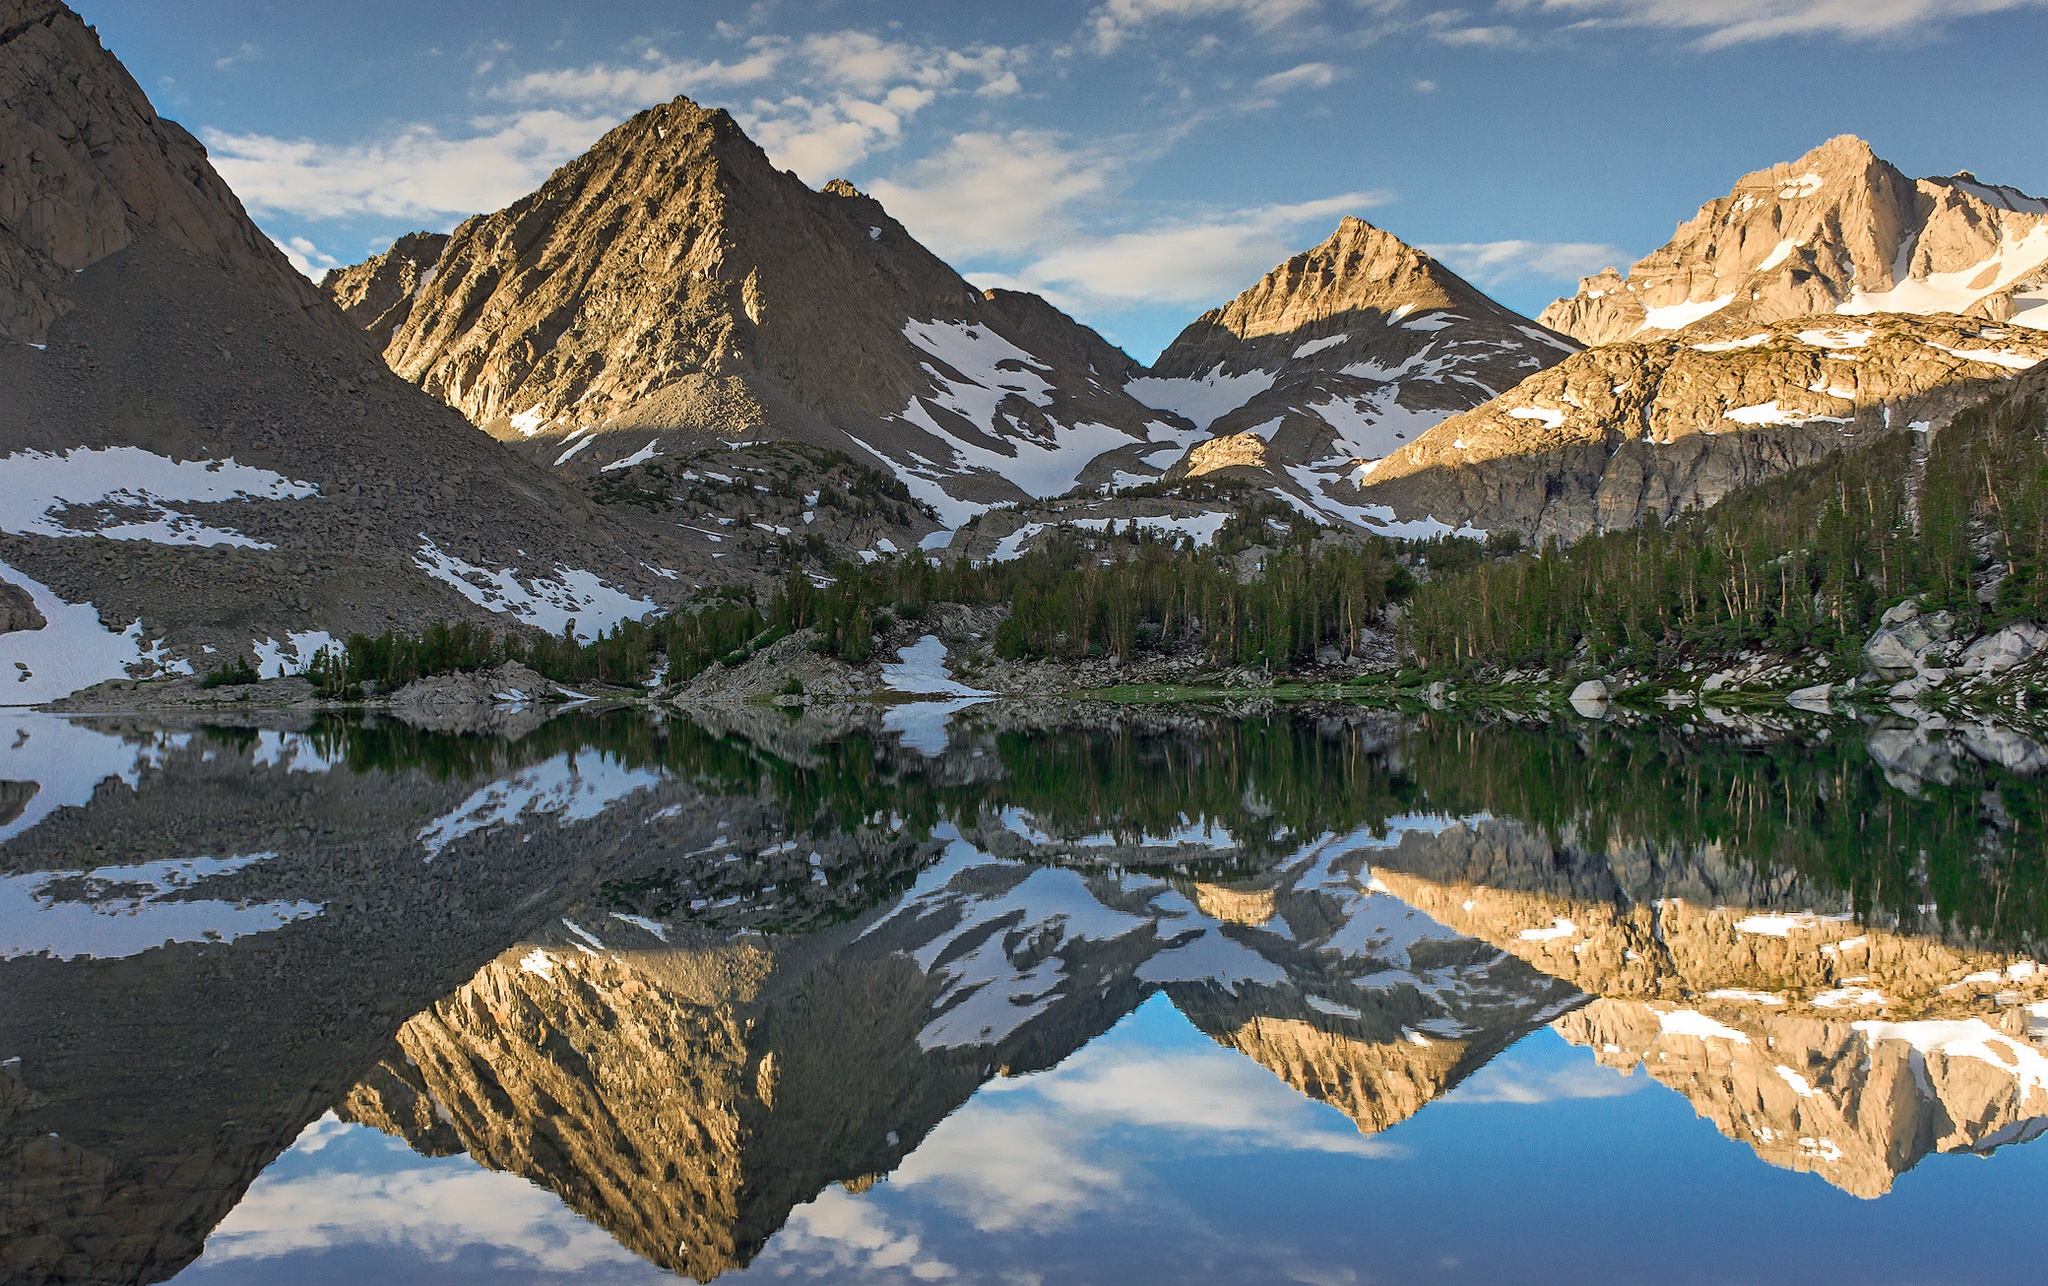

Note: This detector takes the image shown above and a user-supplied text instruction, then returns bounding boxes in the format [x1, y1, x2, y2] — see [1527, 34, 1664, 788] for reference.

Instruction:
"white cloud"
[1523, 0, 2048, 47]
[1253, 61, 1342, 93]
[275, 235, 341, 280]
[868, 130, 1118, 260]
[1421, 238, 1635, 287]
[204, 109, 616, 223]
[1089, 0, 1327, 53]
[1431, 24, 1528, 46]
[1413, 78, 1439, 92]
[492, 47, 784, 105]
[1002, 191, 1391, 310]
[491, 31, 1024, 182]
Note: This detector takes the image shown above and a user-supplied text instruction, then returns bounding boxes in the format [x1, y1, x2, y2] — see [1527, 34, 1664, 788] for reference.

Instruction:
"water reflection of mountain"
[343, 824, 1582, 1281]
[4, 705, 2047, 1283]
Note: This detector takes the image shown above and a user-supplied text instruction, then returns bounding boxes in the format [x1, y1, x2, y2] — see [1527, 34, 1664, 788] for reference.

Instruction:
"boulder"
[1865, 625, 1931, 678]
[1959, 623, 2048, 675]
[1881, 600, 1922, 627]
[1787, 683, 1833, 712]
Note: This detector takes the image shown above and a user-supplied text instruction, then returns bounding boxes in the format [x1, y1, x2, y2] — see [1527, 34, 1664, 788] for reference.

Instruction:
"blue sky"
[81, 0, 2048, 361]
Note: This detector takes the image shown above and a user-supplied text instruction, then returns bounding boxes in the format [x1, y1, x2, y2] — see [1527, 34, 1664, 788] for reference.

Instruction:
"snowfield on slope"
[0, 447, 318, 548]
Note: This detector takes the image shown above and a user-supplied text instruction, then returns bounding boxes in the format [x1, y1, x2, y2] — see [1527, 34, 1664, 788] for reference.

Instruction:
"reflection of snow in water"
[0, 851, 321, 960]
[0, 714, 189, 844]
[863, 814, 1532, 1052]
[417, 751, 662, 858]
[881, 635, 990, 696]
[882, 698, 983, 756]
[879, 636, 989, 757]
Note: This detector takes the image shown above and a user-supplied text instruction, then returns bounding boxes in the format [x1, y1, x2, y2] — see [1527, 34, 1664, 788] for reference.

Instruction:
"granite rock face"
[1351, 313, 2048, 541]
[1540, 136, 2048, 345]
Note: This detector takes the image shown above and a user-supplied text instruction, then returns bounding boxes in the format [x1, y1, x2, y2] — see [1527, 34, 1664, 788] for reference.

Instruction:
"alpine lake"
[4, 696, 2046, 1286]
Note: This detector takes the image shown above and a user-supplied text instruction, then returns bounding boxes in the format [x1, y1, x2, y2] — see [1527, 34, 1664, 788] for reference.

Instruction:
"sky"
[79, 0, 2048, 362]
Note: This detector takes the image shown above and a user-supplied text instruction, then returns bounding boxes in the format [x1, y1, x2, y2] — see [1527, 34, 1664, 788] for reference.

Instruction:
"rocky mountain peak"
[1540, 136, 2048, 344]
[1175, 216, 1475, 359]
[318, 229, 448, 347]
[1134, 216, 1575, 525]
[334, 93, 1183, 530]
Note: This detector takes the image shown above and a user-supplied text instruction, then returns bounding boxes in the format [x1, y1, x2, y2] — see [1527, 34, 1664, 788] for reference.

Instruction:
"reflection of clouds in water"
[891, 1020, 1400, 1235]
[765, 1187, 958, 1282]
[896, 1107, 1121, 1232]
[202, 1117, 642, 1274]
[1443, 1057, 1645, 1105]
[1017, 1040, 1404, 1159]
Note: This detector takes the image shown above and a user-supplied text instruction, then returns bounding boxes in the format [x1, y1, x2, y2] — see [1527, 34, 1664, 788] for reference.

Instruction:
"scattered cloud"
[1421, 238, 1635, 288]
[491, 31, 1023, 181]
[1088, 0, 1326, 54]
[1413, 78, 1438, 92]
[868, 130, 1118, 260]
[275, 235, 342, 280]
[998, 190, 1391, 310]
[213, 41, 262, 72]
[1519, 0, 2048, 48]
[762, 1187, 959, 1282]
[1430, 24, 1527, 46]
[204, 109, 616, 223]
[1253, 60, 1342, 94]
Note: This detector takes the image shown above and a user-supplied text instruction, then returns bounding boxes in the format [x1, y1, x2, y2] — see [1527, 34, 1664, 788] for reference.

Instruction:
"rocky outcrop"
[1540, 136, 2048, 345]
[1351, 313, 2046, 541]
[317, 229, 447, 348]
[1138, 217, 1577, 523]
[0, 4, 692, 698]
[337, 98, 1187, 528]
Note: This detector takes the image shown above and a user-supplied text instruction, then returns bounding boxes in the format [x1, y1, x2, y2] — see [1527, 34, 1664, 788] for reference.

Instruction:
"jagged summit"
[1131, 216, 1577, 526]
[338, 93, 1183, 528]
[1540, 135, 2048, 344]
[1156, 216, 1492, 370]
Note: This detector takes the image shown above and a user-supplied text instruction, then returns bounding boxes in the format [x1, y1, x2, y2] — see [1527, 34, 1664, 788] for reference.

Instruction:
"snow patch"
[0, 447, 317, 549]
[1125, 365, 1277, 431]
[1641, 294, 1737, 333]
[0, 558, 190, 703]
[1507, 406, 1565, 431]
[412, 538, 656, 642]
[1291, 334, 1349, 360]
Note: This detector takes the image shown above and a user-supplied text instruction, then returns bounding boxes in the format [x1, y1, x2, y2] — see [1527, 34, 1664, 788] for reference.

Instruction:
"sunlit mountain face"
[4, 704, 2047, 1286]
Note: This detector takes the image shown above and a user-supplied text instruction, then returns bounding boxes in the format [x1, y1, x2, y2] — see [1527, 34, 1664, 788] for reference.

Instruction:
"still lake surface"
[3, 703, 2045, 1284]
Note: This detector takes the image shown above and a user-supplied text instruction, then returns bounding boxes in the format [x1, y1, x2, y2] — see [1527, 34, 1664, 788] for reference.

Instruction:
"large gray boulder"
[1959, 623, 2048, 675]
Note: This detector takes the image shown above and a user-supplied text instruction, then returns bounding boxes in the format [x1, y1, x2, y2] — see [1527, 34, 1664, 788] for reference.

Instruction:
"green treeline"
[1404, 387, 2048, 672]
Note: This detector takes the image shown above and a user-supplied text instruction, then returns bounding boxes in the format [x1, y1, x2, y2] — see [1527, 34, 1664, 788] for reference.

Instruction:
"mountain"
[329, 98, 1194, 534]
[318, 229, 448, 348]
[1353, 312, 2047, 541]
[1133, 217, 1579, 526]
[0, 2, 688, 701]
[1541, 136, 2048, 344]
